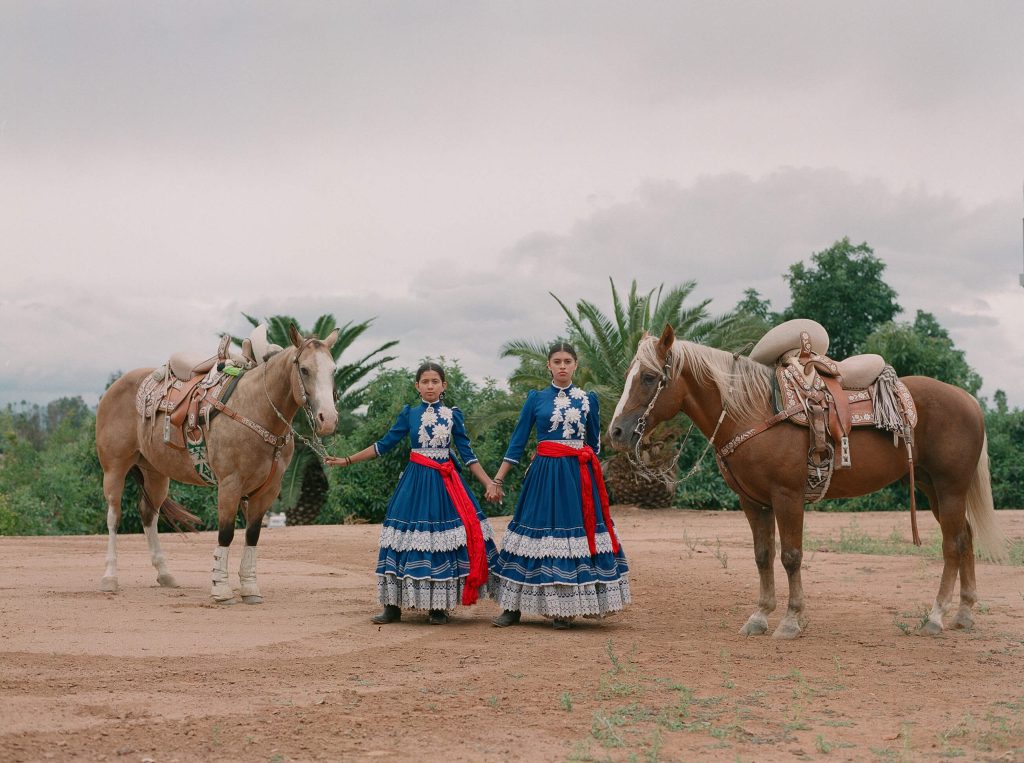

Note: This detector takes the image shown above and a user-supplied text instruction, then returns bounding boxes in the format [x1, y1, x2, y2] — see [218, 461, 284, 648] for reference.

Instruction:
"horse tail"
[128, 466, 202, 533]
[965, 432, 1008, 563]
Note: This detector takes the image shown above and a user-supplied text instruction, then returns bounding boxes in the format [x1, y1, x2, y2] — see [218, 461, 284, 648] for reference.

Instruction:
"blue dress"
[491, 384, 631, 618]
[374, 400, 498, 610]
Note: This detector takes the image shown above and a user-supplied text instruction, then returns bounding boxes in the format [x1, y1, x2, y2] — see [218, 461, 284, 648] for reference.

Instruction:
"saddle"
[135, 335, 250, 451]
[767, 331, 917, 500]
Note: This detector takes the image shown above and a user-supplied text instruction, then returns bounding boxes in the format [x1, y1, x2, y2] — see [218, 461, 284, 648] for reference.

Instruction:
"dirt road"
[2, 508, 1023, 762]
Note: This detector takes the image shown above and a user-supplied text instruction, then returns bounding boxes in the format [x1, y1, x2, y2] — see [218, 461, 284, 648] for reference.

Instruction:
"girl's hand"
[324, 456, 351, 468]
[485, 483, 504, 503]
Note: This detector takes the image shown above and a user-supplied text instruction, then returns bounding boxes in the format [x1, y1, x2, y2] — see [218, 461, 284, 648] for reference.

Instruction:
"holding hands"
[485, 479, 504, 504]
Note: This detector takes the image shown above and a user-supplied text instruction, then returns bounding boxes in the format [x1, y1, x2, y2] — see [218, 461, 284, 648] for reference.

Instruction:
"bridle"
[264, 338, 333, 461]
[628, 342, 748, 486]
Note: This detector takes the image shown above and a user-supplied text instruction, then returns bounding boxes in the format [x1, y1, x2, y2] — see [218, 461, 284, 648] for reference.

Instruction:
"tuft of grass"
[560, 691, 574, 712]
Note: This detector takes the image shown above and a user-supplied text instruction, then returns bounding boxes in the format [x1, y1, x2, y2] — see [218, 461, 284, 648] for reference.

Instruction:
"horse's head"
[288, 324, 340, 436]
[608, 324, 681, 451]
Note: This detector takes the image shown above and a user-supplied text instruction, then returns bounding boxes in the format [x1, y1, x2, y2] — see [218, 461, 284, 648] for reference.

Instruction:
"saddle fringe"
[872, 366, 906, 434]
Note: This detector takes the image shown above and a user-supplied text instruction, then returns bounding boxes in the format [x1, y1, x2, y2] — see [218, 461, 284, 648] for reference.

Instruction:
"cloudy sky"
[3, 1, 1023, 408]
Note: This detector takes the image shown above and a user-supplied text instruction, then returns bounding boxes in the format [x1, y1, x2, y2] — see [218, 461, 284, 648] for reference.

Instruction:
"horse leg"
[238, 495, 274, 605]
[100, 466, 129, 593]
[211, 488, 242, 604]
[138, 468, 178, 588]
[772, 494, 806, 639]
[739, 498, 776, 636]
[922, 489, 971, 636]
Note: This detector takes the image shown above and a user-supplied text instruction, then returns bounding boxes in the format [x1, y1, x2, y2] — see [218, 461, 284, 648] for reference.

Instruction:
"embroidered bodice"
[502, 384, 601, 464]
[375, 401, 479, 464]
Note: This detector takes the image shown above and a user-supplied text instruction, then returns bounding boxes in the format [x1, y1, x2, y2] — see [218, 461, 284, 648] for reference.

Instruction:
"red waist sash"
[408, 452, 488, 605]
[534, 441, 620, 556]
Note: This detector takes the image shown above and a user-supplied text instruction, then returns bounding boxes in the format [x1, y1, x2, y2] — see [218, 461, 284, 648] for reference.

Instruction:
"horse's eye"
[641, 373, 657, 385]
[300, 367, 310, 377]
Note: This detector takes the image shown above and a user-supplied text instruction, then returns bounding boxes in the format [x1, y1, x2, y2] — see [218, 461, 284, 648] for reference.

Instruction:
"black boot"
[371, 604, 401, 624]
[491, 609, 521, 627]
[552, 617, 573, 630]
[428, 609, 450, 625]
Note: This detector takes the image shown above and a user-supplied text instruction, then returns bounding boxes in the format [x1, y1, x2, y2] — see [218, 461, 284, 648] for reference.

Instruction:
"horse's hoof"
[951, 613, 974, 631]
[740, 618, 769, 636]
[156, 574, 178, 588]
[99, 577, 118, 593]
[918, 620, 943, 636]
[772, 621, 802, 640]
[213, 596, 238, 605]
[241, 595, 264, 605]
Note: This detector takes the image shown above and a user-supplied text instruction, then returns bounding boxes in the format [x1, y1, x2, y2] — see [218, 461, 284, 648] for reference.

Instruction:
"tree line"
[2, 238, 1021, 535]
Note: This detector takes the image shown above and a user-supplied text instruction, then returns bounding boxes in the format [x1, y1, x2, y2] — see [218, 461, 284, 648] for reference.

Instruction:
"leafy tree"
[861, 310, 983, 395]
[232, 313, 398, 525]
[733, 287, 776, 330]
[985, 392, 1024, 509]
[499, 278, 764, 508]
[783, 238, 901, 359]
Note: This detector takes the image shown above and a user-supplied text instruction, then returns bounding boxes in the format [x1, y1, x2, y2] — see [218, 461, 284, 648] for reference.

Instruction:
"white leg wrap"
[239, 545, 261, 599]
[144, 515, 176, 587]
[211, 546, 234, 601]
[100, 505, 119, 592]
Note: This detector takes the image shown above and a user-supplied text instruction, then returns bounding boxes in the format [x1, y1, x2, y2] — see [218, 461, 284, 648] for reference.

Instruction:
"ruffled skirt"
[376, 460, 498, 610]
[491, 454, 630, 618]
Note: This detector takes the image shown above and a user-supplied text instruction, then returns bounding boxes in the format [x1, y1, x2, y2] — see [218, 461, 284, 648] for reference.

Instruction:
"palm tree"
[232, 313, 398, 524]
[500, 278, 763, 507]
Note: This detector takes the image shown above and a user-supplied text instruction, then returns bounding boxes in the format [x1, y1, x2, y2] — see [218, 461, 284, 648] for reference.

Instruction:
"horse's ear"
[288, 323, 303, 348]
[657, 324, 675, 357]
[323, 328, 340, 350]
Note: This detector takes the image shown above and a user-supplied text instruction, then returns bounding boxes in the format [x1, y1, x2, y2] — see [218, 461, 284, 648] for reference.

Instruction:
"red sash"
[408, 452, 488, 605]
[535, 441, 620, 556]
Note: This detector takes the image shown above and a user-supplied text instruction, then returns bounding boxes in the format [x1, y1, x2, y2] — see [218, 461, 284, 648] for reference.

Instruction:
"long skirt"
[376, 460, 498, 610]
[491, 454, 630, 618]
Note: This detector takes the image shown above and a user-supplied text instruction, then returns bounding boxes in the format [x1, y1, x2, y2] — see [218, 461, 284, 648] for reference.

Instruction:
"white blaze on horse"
[609, 323, 1007, 639]
[96, 325, 339, 603]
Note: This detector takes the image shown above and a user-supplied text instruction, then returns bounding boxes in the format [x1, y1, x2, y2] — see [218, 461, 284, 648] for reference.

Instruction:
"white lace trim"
[541, 438, 585, 450]
[548, 386, 590, 439]
[411, 447, 450, 460]
[380, 520, 495, 552]
[491, 575, 630, 617]
[500, 529, 615, 559]
[378, 573, 493, 609]
[417, 404, 455, 448]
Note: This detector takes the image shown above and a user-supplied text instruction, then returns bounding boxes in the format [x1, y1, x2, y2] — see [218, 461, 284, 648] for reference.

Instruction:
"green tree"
[861, 310, 983, 395]
[783, 238, 901, 359]
[986, 393, 1024, 509]
[500, 278, 764, 507]
[232, 313, 398, 525]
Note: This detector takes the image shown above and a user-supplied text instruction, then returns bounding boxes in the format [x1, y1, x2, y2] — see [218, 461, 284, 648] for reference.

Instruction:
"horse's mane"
[634, 337, 773, 425]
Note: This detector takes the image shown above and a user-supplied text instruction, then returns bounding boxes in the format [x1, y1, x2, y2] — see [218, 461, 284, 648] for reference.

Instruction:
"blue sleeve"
[503, 391, 537, 465]
[585, 391, 602, 454]
[450, 408, 478, 465]
[374, 405, 411, 456]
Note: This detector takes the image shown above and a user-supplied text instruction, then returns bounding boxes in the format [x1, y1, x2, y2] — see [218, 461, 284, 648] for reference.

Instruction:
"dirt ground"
[1, 508, 1023, 763]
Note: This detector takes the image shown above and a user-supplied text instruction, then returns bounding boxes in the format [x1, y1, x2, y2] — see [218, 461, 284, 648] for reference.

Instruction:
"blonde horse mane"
[634, 337, 773, 425]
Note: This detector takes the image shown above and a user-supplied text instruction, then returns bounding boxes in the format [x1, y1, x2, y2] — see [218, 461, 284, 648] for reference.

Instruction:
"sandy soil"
[1, 508, 1023, 763]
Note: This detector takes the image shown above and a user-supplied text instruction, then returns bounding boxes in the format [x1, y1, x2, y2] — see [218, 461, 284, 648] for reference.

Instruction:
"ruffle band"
[491, 576, 631, 618]
[499, 529, 615, 559]
[379, 520, 495, 553]
[377, 572, 493, 610]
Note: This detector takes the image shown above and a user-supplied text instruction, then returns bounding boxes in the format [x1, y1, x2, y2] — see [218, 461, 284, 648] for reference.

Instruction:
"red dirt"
[2, 508, 1023, 762]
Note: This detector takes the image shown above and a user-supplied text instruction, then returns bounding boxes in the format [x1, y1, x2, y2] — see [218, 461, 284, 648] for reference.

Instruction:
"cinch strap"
[408, 452, 488, 605]
[535, 441, 620, 556]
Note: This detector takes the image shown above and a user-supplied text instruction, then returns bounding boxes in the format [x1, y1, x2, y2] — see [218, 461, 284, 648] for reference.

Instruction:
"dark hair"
[547, 341, 578, 360]
[415, 362, 447, 383]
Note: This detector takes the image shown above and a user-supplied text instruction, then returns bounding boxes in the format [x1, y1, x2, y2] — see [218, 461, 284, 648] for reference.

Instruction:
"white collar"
[551, 383, 574, 392]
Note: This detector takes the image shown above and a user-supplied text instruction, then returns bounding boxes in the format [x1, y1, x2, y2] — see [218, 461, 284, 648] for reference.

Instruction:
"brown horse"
[96, 325, 339, 603]
[608, 325, 1007, 639]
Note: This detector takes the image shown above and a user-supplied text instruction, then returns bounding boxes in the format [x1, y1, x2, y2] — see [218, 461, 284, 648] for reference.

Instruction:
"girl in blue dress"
[326, 362, 498, 625]
[486, 342, 630, 629]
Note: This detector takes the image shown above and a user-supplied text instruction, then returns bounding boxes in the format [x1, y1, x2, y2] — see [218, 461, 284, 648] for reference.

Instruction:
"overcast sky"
[2, 1, 1023, 409]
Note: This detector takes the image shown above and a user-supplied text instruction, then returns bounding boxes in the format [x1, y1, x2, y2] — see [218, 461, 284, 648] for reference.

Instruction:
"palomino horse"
[608, 325, 1007, 639]
[96, 325, 339, 603]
